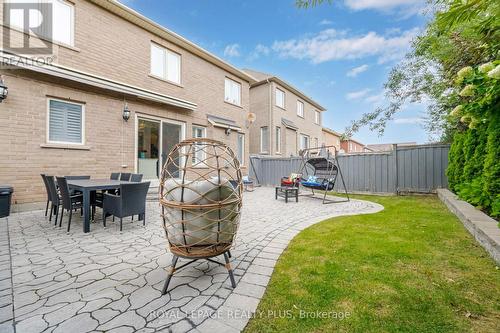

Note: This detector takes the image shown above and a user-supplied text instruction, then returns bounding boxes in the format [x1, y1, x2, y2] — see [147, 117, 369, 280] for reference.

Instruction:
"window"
[349, 142, 353, 151]
[224, 78, 241, 106]
[192, 126, 206, 165]
[48, 99, 84, 144]
[9, 0, 75, 46]
[150, 43, 181, 84]
[237, 134, 245, 165]
[297, 101, 304, 117]
[300, 134, 309, 151]
[275, 88, 285, 109]
[314, 137, 319, 148]
[315, 110, 320, 125]
[260, 127, 269, 153]
[275, 126, 281, 153]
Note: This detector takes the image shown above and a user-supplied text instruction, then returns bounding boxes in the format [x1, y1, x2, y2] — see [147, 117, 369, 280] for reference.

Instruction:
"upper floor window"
[297, 100, 304, 118]
[276, 88, 285, 109]
[315, 110, 320, 125]
[48, 98, 84, 144]
[224, 78, 241, 106]
[237, 133, 245, 165]
[151, 43, 181, 84]
[192, 126, 206, 165]
[8, 0, 75, 46]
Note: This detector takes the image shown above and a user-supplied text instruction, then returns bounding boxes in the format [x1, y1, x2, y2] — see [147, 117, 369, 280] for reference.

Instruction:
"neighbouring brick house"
[340, 138, 366, 153]
[243, 69, 326, 157]
[321, 127, 342, 153]
[0, 0, 255, 210]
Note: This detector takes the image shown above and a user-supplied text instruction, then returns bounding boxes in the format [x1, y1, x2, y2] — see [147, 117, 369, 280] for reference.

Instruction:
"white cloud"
[272, 28, 419, 64]
[365, 92, 385, 104]
[223, 44, 241, 57]
[347, 64, 369, 77]
[344, 0, 420, 11]
[247, 44, 270, 61]
[346, 88, 371, 100]
[393, 117, 424, 124]
[319, 19, 333, 25]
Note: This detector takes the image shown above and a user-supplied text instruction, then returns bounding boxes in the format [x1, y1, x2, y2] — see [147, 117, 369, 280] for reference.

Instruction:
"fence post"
[393, 144, 398, 194]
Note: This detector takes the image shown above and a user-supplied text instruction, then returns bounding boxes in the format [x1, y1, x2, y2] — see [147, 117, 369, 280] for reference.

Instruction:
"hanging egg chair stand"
[159, 138, 243, 294]
[297, 145, 349, 204]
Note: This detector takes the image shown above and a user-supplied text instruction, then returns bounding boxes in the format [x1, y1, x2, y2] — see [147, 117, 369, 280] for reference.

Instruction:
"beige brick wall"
[248, 80, 323, 156]
[0, 0, 251, 207]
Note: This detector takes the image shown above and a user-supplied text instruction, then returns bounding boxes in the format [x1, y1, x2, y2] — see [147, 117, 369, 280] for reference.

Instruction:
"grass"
[244, 195, 500, 333]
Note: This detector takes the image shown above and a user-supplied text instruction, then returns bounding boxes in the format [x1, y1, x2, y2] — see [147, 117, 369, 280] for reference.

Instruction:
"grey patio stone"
[53, 313, 98, 333]
[0, 321, 14, 333]
[233, 282, 266, 299]
[4, 188, 382, 332]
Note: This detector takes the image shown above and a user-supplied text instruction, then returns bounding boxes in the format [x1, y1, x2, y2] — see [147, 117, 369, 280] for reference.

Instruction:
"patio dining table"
[67, 178, 133, 233]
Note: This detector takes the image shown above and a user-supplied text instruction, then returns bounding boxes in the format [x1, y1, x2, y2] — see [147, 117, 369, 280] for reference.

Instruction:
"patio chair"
[40, 174, 51, 217]
[110, 172, 120, 180]
[102, 181, 150, 231]
[119, 173, 131, 181]
[130, 173, 143, 182]
[45, 176, 61, 224]
[56, 177, 85, 232]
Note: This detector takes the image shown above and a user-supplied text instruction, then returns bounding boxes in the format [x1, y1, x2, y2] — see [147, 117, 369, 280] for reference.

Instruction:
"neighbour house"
[340, 138, 366, 153]
[321, 127, 342, 153]
[0, 0, 255, 211]
[243, 69, 326, 157]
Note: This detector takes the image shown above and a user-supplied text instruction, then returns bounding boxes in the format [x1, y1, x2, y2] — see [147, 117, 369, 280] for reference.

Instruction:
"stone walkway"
[1, 188, 382, 333]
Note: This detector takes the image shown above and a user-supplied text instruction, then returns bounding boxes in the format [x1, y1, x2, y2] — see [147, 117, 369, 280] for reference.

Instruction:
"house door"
[137, 116, 184, 179]
[286, 128, 297, 156]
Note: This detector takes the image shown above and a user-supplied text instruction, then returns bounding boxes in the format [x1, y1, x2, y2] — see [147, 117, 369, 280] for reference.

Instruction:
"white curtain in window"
[151, 44, 165, 78]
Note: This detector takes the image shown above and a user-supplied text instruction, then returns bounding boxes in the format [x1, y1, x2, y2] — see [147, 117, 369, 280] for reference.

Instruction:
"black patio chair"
[103, 181, 150, 231]
[110, 172, 120, 180]
[45, 176, 61, 224]
[41, 174, 51, 217]
[130, 174, 143, 182]
[119, 173, 131, 181]
[56, 177, 85, 232]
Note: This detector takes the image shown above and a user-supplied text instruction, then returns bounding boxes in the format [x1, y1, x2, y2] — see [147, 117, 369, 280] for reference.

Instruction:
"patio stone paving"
[1, 187, 383, 332]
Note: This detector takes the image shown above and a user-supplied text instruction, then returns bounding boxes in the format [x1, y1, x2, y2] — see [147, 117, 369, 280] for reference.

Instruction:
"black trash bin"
[0, 185, 13, 218]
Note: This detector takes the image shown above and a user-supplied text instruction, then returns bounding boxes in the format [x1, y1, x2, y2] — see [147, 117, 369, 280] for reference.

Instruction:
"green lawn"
[244, 195, 500, 333]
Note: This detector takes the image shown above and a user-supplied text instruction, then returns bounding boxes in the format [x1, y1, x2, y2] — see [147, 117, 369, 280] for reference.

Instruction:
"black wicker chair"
[103, 182, 150, 231]
[119, 173, 132, 181]
[130, 173, 143, 182]
[40, 174, 52, 217]
[110, 172, 120, 180]
[45, 176, 61, 224]
[56, 177, 85, 232]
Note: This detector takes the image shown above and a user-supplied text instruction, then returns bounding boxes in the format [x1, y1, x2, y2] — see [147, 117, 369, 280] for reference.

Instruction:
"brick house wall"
[0, 0, 252, 209]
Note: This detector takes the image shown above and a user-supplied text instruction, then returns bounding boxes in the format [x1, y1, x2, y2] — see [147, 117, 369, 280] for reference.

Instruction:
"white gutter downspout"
[267, 78, 272, 155]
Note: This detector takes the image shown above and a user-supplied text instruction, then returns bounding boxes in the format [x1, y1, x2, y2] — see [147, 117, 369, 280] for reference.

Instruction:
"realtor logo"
[2, 1, 53, 55]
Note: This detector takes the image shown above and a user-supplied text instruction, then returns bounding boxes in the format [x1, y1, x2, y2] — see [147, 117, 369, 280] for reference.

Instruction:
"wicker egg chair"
[159, 138, 243, 294]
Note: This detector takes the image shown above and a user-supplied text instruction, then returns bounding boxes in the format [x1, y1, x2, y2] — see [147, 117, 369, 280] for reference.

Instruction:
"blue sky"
[123, 0, 431, 145]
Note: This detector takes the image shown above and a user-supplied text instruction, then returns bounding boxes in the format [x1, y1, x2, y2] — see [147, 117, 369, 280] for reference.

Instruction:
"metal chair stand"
[162, 250, 235, 295]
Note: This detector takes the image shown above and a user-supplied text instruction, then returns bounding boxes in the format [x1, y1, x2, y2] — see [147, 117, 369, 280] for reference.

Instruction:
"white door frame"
[134, 113, 186, 180]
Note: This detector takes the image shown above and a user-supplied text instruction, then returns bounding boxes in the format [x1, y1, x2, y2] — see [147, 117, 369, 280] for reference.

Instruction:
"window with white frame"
[315, 110, 320, 125]
[297, 100, 304, 117]
[9, 0, 75, 46]
[150, 43, 181, 84]
[237, 133, 245, 165]
[299, 134, 309, 151]
[224, 78, 241, 106]
[260, 126, 269, 153]
[275, 126, 281, 153]
[192, 126, 206, 165]
[314, 137, 319, 148]
[275, 88, 285, 109]
[48, 99, 84, 144]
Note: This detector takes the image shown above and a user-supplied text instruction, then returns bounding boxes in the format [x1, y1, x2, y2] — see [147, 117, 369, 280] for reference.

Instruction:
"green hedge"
[446, 63, 500, 218]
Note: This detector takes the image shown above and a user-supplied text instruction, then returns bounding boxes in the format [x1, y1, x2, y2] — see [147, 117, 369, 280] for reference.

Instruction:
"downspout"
[267, 78, 272, 156]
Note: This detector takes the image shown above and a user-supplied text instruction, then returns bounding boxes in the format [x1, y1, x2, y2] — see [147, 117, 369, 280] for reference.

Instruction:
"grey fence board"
[249, 144, 450, 194]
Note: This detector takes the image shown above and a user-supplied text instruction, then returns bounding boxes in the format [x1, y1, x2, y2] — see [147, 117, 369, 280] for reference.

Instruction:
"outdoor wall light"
[122, 103, 130, 122]
[0, 76, 8, 103]
[225, 128, 232, 136]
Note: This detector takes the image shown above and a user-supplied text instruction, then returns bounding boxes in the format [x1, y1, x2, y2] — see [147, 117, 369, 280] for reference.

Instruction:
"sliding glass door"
[137, 116, 184, 179]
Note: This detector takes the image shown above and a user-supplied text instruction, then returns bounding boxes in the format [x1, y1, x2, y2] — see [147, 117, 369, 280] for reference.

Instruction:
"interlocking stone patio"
[1, 188, 383, 333]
